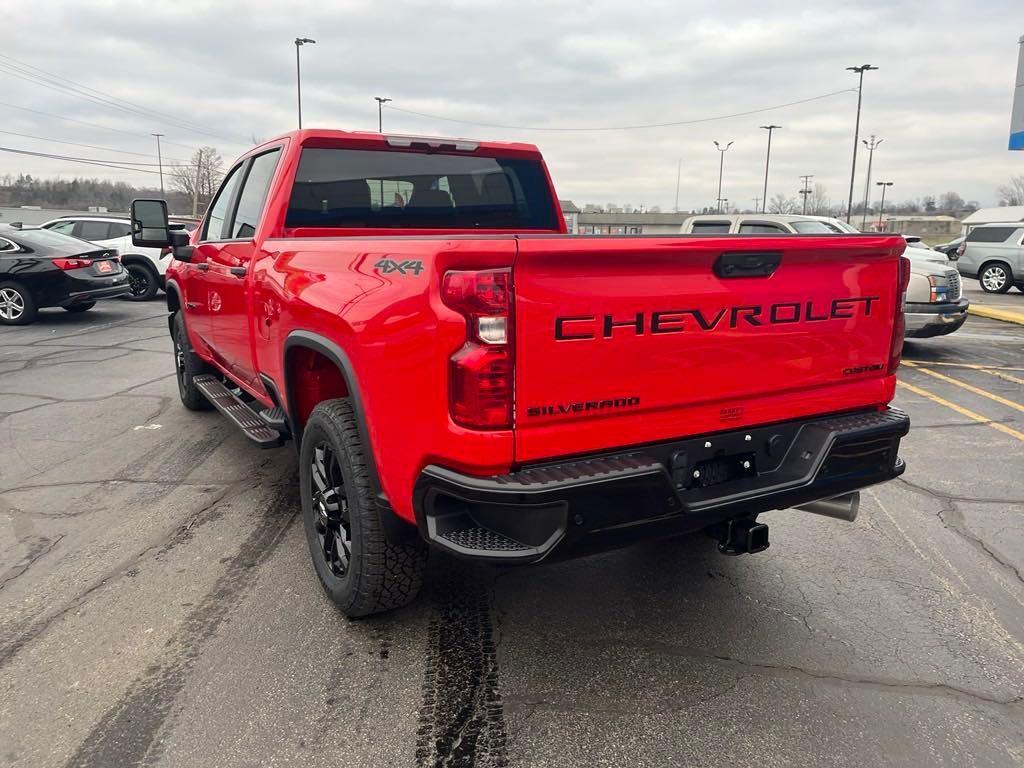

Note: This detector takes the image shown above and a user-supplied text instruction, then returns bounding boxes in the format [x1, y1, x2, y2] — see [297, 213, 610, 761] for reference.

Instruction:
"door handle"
[195, 263, 209, 271]
[229, 266, 247, 278]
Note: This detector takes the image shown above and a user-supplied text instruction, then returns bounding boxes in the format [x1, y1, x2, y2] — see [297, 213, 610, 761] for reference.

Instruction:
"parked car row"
[953, 223, 1024, 294]
[680, 213, 967, 339]
[0, 224, 131, 325]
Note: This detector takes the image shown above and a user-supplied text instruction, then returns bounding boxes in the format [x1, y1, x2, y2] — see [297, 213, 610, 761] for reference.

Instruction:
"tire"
[172, 311, 213, 411]
[64, 302, 96, 313]
[0, 282, 38, 326]
[979, 262, 1013, 293]
[300, 399, 427, 618]
[124, 262, 159, 301]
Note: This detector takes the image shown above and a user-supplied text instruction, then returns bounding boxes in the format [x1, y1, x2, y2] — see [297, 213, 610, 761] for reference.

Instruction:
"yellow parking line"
[904, 360, 1024, 374]
[904, 365, 1024, 414]
[897, 381, 1024, 442]
[981, 369, 1024, 386]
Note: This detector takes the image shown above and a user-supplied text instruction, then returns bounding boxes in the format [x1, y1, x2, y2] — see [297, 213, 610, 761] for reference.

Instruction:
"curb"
[968, 304, 1024, 326]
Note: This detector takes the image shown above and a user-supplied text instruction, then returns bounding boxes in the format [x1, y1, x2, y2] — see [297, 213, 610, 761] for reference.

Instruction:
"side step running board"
[193, 375, 283, 448]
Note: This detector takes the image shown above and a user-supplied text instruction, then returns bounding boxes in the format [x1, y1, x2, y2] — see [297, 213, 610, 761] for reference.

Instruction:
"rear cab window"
[284, 147, 560, 230]
[738, 222, 789, 234]
[689, 221, 731, 233]
[75, 221, 111, 241]
[791, 221, 838, 234]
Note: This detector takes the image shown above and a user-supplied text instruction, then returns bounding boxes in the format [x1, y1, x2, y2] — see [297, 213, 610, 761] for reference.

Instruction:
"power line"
[383, 88, 858, 132]
[0, 128, 186, 162]
[0, 53, 246, 144]
[0, 100, 200, 152]
[0, 145, 202, 174]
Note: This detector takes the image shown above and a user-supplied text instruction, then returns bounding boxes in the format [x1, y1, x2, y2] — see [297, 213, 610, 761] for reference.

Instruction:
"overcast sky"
[2, 0, 1022, 211]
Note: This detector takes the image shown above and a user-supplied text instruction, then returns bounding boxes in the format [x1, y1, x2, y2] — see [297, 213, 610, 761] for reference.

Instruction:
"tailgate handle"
[714, 251, 782, 278]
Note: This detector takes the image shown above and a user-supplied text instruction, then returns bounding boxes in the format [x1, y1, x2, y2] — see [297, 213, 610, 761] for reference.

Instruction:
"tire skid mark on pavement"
[415, 562, 508, 768]
[62, 478, 299, 768]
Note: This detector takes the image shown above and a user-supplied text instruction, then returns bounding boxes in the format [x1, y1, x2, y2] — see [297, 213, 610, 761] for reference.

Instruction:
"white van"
[680, 213, 854, 235]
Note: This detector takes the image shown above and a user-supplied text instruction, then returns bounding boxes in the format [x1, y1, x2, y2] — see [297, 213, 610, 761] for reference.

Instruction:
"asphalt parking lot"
[1, 299, 1022, 768]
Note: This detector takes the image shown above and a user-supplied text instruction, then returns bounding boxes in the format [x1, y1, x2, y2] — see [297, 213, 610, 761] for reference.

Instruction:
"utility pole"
[375, 97, 392, 132]
[845, 64, 878, 223]
[716, 197, 729, 213]
[798, 174, 814, 214]
[674, 159, 681, 213]
[759, 125, 781, 213]
[151, 133, 165, 196]
[860, 135, 883, 230]
[191, 152, 202, 218]
[875, 181, 893, 230]
[295, 37, 316, 129]
[713, 140, 733, 214]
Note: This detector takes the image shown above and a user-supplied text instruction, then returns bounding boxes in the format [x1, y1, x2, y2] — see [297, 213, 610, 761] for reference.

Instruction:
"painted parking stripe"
[903, 363, 1024, 414]
[904, 360, 1024, 374]
[897, 381, 1024, 443]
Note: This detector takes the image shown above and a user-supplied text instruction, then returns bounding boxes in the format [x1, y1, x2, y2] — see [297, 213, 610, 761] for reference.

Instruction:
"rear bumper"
[59, 277, 132, 306]
[414, 407, 909, 563]
[905, 299, 969, 338]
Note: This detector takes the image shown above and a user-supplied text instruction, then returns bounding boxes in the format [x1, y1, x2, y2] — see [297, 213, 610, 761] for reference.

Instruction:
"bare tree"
[808, 184, 831, 215]
[938, 192, 965, 213]
[767, 193, 798, 214]
[997, 176, 1024, 206]
[170, 146, 224, 213]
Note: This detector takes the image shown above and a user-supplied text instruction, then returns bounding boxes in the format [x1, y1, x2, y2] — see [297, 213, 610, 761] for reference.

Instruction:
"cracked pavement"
[1, 301, 1022, 767]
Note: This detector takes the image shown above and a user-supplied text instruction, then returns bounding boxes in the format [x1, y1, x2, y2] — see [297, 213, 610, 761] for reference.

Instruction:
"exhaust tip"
[796, 492, 860, 522]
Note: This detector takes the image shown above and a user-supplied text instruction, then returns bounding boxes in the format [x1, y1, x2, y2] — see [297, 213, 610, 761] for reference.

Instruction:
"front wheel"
[124, 262, 159, 301]
[172, 311, 213, 410]
[64, 302, 96, 313]
[0, 282, 37, 325]
[979, 263, 1012, 293]
[300, 399, 427, 618]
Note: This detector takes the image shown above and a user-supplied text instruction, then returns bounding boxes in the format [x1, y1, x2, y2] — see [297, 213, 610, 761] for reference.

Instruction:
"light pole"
[151, 133, 164, 196]
[295, 37, 316, 129]
[713, 140, 733, 214]
[860, 135, 883, 230]
[799, 174, 814, 214]
[845, 64, 878, 223]
[716, 197, 729, 213]
[674, 159, 681, 213]
[375, 97, 392, 133]
[759, 125, 781, 214]
[875, 181, 893, 230]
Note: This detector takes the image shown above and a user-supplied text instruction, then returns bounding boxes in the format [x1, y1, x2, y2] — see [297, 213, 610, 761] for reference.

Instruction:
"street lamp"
[375, 97, 392, 133]
[759, 125, 781, 214]
[295, 37, 316, 129]
[151, 133, 164, 196]
[875, 181, 893, 230]
[845, 64, 878, 223]
[713, 140, 733, 214]
[860, 135, 883, 230]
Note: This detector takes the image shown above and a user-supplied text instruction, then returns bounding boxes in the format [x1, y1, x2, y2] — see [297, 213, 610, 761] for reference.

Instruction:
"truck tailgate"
[513, 235, 905, 461]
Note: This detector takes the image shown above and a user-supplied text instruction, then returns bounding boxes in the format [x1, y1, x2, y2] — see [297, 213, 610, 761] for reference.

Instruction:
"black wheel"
[124, 262, 159, 301]
[63, 302, 96, 313]
[0, 282, 37, 326]
[300, 399, 427, 618]
[979, 262, 1012, 293]
[172, 311, 213, 411]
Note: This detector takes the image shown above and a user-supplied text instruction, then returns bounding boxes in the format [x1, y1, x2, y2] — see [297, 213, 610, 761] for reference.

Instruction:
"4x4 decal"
[374, 259, 424, 276]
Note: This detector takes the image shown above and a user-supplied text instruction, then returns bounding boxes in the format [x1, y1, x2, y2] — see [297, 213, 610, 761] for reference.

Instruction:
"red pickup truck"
[130, 129, 911, 617]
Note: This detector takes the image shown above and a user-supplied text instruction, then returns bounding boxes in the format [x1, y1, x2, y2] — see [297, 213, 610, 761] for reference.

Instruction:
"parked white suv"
[40, 215, 169, 300]
[680, 213, 853, 234]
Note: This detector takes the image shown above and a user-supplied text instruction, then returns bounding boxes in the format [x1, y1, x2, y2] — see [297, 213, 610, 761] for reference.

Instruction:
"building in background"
[575, 210, 692, 235]
[559, 200, 580, 233]
[960, 205, 1024, 233]
[881, 215, 960, 238]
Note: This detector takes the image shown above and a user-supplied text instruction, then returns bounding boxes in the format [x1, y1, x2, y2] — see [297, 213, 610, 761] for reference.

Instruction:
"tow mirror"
[130, 199, 171, 248]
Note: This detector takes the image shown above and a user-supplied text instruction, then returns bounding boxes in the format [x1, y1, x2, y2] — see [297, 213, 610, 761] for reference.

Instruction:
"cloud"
[1, 0, 1021, 209]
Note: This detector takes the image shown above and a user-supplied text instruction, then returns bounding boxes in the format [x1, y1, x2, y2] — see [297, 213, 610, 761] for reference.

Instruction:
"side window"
[967, 226, 1016, 243]
[107, 222, 132, 238]
[231, 149, 281, 239]
[0, 237, 17, 252]
[48, 221, 76, 235]
[691, 221, 731, 233]
[739, 222, 787, 234]
[202, 163, 245, 241]
[75, 221, 111, 241]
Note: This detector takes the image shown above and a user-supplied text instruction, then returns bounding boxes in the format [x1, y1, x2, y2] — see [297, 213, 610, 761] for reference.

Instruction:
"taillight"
[956, 242, 966, 258]
[442, 268, 513, 429]
[52, 258, 93, 270]
[887, 255, 911, 375]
